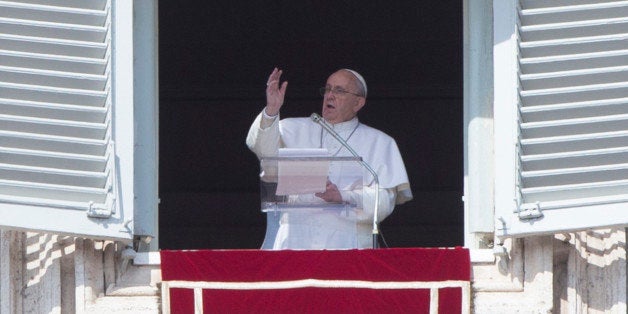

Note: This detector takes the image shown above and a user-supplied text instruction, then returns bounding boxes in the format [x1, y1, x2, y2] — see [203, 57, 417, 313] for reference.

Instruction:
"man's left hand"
[315, 180, 342, 203]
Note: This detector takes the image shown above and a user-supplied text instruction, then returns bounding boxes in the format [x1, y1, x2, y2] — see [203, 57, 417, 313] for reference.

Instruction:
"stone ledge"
[106, 284, 160, 297]
[106, 264, 162, 296]
[86, 296, 160, 314]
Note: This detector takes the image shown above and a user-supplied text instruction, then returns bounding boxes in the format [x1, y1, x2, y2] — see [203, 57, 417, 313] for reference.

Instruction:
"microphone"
[310, 113, 381, 249]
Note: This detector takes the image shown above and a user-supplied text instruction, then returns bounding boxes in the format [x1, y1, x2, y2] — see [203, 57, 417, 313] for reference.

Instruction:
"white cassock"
[246, 110, 413, 249]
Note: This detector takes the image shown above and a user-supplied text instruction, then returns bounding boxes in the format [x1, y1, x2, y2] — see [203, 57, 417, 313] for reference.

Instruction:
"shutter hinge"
[495, 216, 508, 237]
[87, 201, 114, 218]
[518, 202, 543, 220]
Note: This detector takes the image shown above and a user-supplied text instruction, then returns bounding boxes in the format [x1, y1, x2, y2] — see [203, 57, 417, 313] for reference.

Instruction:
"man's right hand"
[265, 67, 288, 116]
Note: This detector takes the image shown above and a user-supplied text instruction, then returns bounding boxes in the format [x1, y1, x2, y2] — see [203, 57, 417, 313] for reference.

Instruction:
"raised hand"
[265, 67, 288, 116]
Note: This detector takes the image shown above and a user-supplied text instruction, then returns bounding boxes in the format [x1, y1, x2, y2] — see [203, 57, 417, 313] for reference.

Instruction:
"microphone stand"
[311, 113, 380, 248]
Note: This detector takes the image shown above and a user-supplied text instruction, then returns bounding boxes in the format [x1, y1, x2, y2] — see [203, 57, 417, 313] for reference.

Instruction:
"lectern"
[258, 156, 368, 249]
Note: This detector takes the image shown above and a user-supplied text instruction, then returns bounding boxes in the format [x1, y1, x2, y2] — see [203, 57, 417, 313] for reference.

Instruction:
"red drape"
[161, 247, 470, 313]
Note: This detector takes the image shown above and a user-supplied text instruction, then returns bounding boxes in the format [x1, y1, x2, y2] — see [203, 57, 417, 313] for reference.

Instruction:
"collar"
[325, 117, 360, 132]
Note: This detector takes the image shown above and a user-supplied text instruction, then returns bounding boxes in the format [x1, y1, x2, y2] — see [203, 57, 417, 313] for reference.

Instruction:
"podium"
[258, 155, 369, 249]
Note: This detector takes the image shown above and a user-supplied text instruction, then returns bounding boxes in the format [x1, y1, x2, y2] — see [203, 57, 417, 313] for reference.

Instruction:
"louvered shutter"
[0, 0, 134, 240]
[494, 0, 628, 237]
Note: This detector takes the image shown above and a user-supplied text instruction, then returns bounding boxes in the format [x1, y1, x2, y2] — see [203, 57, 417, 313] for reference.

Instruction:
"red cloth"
[161, 248, 470, 313]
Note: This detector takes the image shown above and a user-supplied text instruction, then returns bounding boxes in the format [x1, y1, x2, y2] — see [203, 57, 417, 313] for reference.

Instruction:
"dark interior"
[158, 1, 463, 249]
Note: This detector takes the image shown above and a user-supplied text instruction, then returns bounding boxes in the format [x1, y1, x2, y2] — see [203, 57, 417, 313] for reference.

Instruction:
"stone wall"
[0, 230, 159, 313]
[472, 228, 626, 313]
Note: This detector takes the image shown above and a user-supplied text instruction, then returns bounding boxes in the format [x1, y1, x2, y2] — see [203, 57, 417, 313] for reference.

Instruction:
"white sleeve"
[339, 186, 397, 223]
[246, 111, 281, 158]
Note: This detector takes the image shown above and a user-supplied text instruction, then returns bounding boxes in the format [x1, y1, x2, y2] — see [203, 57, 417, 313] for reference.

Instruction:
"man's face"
[321, 71, 365, 124]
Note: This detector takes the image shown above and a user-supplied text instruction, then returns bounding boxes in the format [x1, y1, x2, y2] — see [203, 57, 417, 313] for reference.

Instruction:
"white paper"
[276, 148, 329, 195]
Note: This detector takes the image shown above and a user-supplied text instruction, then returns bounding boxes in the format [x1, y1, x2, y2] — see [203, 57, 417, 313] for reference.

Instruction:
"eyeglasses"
[319, 87, 363, 97]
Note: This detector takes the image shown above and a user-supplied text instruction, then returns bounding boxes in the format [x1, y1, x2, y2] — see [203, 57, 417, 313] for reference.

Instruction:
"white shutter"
[494, 0, 628, 237]
[0, 0, 134, 240]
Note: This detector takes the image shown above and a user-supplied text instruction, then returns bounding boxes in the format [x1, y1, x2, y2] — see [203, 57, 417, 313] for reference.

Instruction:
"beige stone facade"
[1, 228, 624, 313]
